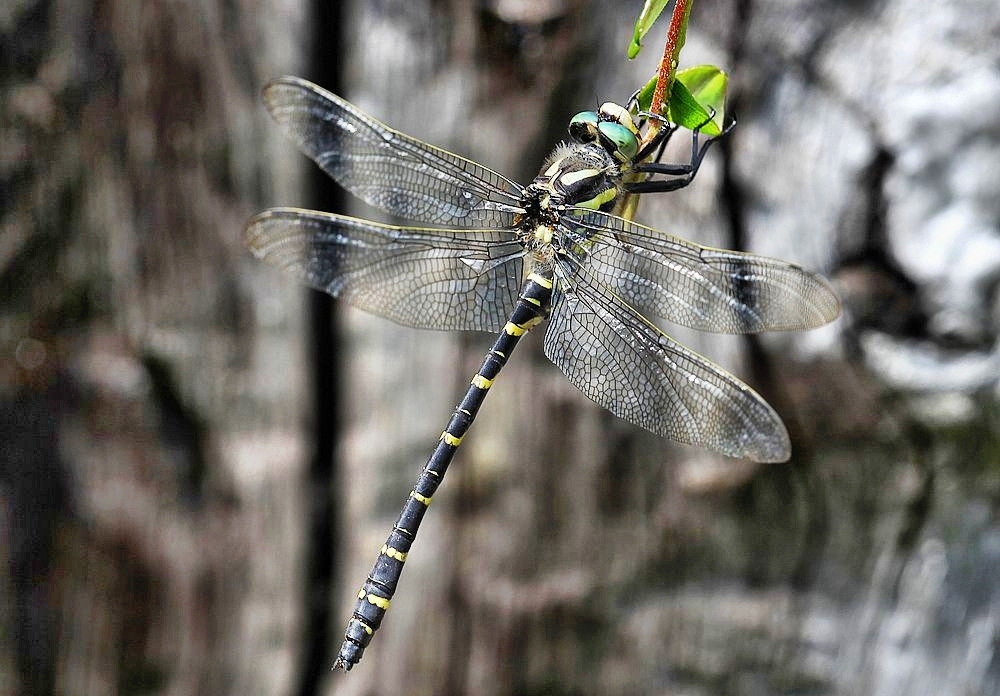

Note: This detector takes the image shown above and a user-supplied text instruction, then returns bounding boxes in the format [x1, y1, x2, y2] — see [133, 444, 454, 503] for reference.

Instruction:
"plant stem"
[650, 0, 693, 119]
[624, 0, 696, 223]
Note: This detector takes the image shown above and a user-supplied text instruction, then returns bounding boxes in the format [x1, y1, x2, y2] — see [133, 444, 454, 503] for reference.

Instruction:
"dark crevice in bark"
[894, 459, 934, 561]
[297, 286, 337, 696]
[717, 3, 786, 415]
[890, 423, 935, 602]
[721, 0, 830, 591]
[295, 2, 345, 695]
[851, 146, 895, 260]
[2, 383, 74, 696]
[142, 354, 208, 505]
[838, 146, 928, 347]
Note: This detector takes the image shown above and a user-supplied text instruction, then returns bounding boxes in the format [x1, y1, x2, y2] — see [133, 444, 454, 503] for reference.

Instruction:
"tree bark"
[2, 2, 311, 695]
[3, 1, 999, 695]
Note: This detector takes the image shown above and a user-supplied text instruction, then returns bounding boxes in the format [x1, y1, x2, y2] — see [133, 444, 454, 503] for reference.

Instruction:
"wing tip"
[242, 217, 270, 258]
[717, 421, 791, 464]
[746, 441, 792, 464]
[262, 75, 318, 95]
[243, 208, 305, 257]
[261, 76, 341, 121]
[810, 270, 843, 327]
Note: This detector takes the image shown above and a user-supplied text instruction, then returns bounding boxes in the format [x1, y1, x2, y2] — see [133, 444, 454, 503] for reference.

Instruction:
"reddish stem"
[650, 0, 692, 119]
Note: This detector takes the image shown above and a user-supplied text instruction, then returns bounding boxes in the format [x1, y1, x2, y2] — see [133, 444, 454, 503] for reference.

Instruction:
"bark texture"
[2, 1, 310, 695]
[3, 1, 998, 695]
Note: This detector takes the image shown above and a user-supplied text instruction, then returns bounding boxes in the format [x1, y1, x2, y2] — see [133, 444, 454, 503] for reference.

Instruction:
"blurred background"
[3, 1, 999, 695]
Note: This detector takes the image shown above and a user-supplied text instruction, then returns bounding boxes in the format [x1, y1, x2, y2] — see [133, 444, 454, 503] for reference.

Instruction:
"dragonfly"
[244, 76, 840, 671]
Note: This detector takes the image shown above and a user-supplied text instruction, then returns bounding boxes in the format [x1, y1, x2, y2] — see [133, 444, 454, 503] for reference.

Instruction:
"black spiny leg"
[624, 111, 735, 195]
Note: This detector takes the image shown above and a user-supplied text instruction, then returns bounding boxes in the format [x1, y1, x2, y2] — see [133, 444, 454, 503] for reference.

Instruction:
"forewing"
[245, 208, 524, 332]
[542, 271, 791, 462]
[262, 77, 523, 228]
[563, 210, 841, 334]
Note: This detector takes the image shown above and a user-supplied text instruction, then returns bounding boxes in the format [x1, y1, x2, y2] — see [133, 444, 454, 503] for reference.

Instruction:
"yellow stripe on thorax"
[559, 168, 600, 186]
[527, 272, 553, 289]
[574, 186, 617, 210]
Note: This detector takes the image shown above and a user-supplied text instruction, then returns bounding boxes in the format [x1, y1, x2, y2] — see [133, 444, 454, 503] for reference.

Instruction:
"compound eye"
[598, 121, 639, 162]
[569, 111, 599, 142]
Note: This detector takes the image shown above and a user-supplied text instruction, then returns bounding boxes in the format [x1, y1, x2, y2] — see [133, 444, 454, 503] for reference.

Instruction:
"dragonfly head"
[568, 102, 639, 164]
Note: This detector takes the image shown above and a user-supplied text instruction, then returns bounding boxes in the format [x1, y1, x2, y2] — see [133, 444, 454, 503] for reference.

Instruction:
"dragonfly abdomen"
[334, 270, 554, 670]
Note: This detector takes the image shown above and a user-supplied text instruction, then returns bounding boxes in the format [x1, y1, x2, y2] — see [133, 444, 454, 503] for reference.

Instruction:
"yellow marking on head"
[527, 272, 554, 289]
[441, 431, 463, 447]
[471, 374, 494, 390]
[560, 168, 600, 186]
[504, 322, 527, 337]
[381, 544, 408, 562]
[411, 491, 432, 505]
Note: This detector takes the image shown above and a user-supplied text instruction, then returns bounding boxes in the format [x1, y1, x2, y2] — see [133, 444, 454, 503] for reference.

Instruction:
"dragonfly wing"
[246, 208, 525, 332]
[564, 210, 841, 334]
[262, 77, 524, 228]
[543, 267, 791, 462]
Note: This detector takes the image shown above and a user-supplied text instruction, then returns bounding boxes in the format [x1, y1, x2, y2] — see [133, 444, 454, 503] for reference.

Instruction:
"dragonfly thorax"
[515, 141, 624, 257]
[531, 142, 623, 214]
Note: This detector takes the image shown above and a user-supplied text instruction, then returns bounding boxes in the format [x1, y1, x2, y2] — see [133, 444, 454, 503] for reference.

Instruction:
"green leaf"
[627, 0, 670, 59]
[669, 65, 728, 135]
[677, 66, 728, 115]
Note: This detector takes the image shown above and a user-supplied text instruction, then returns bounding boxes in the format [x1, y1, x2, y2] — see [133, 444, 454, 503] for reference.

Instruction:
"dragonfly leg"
[626, 111, 735, 194]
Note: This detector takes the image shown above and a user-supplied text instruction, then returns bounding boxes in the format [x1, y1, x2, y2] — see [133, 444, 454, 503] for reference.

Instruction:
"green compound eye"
[598, 121, 639, 162]
[569, 111, 600, 142]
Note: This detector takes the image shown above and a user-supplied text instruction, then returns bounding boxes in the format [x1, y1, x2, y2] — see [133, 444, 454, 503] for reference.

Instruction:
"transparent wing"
[561, 209, 841, 334]
[543, 264, 791, 462]
[262, 76, 524, 228]
[245, 208, 525, 332]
